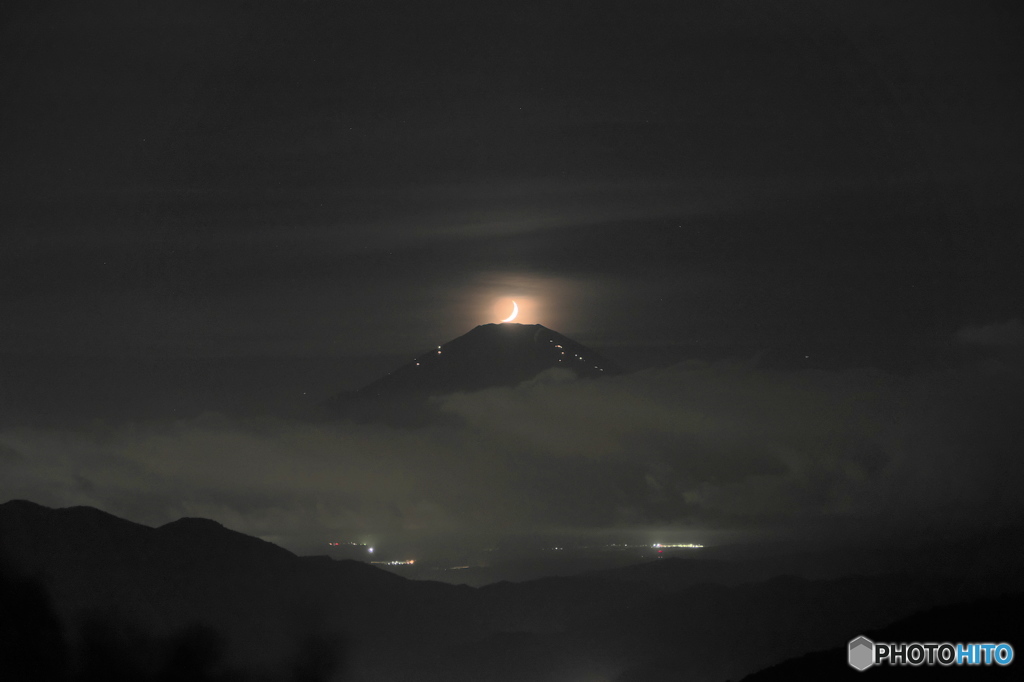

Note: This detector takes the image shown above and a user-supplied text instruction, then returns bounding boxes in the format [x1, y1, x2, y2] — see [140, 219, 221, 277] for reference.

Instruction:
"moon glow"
[501, 300, 519, 322]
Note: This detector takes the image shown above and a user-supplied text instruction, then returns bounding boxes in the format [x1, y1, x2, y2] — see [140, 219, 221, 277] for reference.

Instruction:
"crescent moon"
[501, 300, 519, 322]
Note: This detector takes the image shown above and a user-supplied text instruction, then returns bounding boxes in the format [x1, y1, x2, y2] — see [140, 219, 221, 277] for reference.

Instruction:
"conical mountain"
[324, 323, 621, 422]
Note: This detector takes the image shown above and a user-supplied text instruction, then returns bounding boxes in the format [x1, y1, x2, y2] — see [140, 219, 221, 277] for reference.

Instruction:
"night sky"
[1, 2, 1022, 559]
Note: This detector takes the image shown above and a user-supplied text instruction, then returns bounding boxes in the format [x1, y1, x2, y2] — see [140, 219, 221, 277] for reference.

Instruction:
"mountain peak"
[324, 322, 621, 422]
[0, 499, 49, 513]
[159, 516, 226, 531]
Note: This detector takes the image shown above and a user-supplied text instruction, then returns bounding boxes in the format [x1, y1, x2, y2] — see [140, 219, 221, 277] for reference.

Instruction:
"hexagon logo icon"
[848, 636, 875, 671]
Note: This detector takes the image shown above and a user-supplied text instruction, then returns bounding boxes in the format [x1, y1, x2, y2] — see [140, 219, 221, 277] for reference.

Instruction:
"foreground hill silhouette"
[323, 323, 621, 423]
[2, 500, 1022, 681]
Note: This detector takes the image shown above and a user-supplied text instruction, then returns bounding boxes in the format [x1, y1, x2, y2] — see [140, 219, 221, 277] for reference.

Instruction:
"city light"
[653, 543, 703, 549]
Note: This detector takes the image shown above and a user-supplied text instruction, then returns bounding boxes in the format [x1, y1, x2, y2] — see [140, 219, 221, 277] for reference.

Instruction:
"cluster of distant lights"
[328, 542, 418, 565]
[549, 340, 604, 371]
[328, 541, 370, 549]
[326, 539, 702, 570]
[653, 543, 703, 549]
[413, 345, 444, 367]
[408, 340, 606, 373]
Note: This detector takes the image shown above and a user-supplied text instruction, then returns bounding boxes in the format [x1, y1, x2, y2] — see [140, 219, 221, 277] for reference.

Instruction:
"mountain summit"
[324, 323, 621, 422]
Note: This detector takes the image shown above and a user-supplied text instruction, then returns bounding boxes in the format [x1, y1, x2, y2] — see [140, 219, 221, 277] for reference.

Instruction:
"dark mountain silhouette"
[2, 499, 1022, 682]
[322, 323, 621, 423]
[0, 500, 479, 680]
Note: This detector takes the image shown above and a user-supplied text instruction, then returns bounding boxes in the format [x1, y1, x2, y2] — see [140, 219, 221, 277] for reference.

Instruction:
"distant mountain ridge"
[3, 500, 1022, 682]
[323, 323, 622, 422]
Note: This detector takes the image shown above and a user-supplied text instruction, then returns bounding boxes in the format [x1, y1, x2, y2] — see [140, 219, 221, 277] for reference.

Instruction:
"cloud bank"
[2, 355, 1021, 554]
